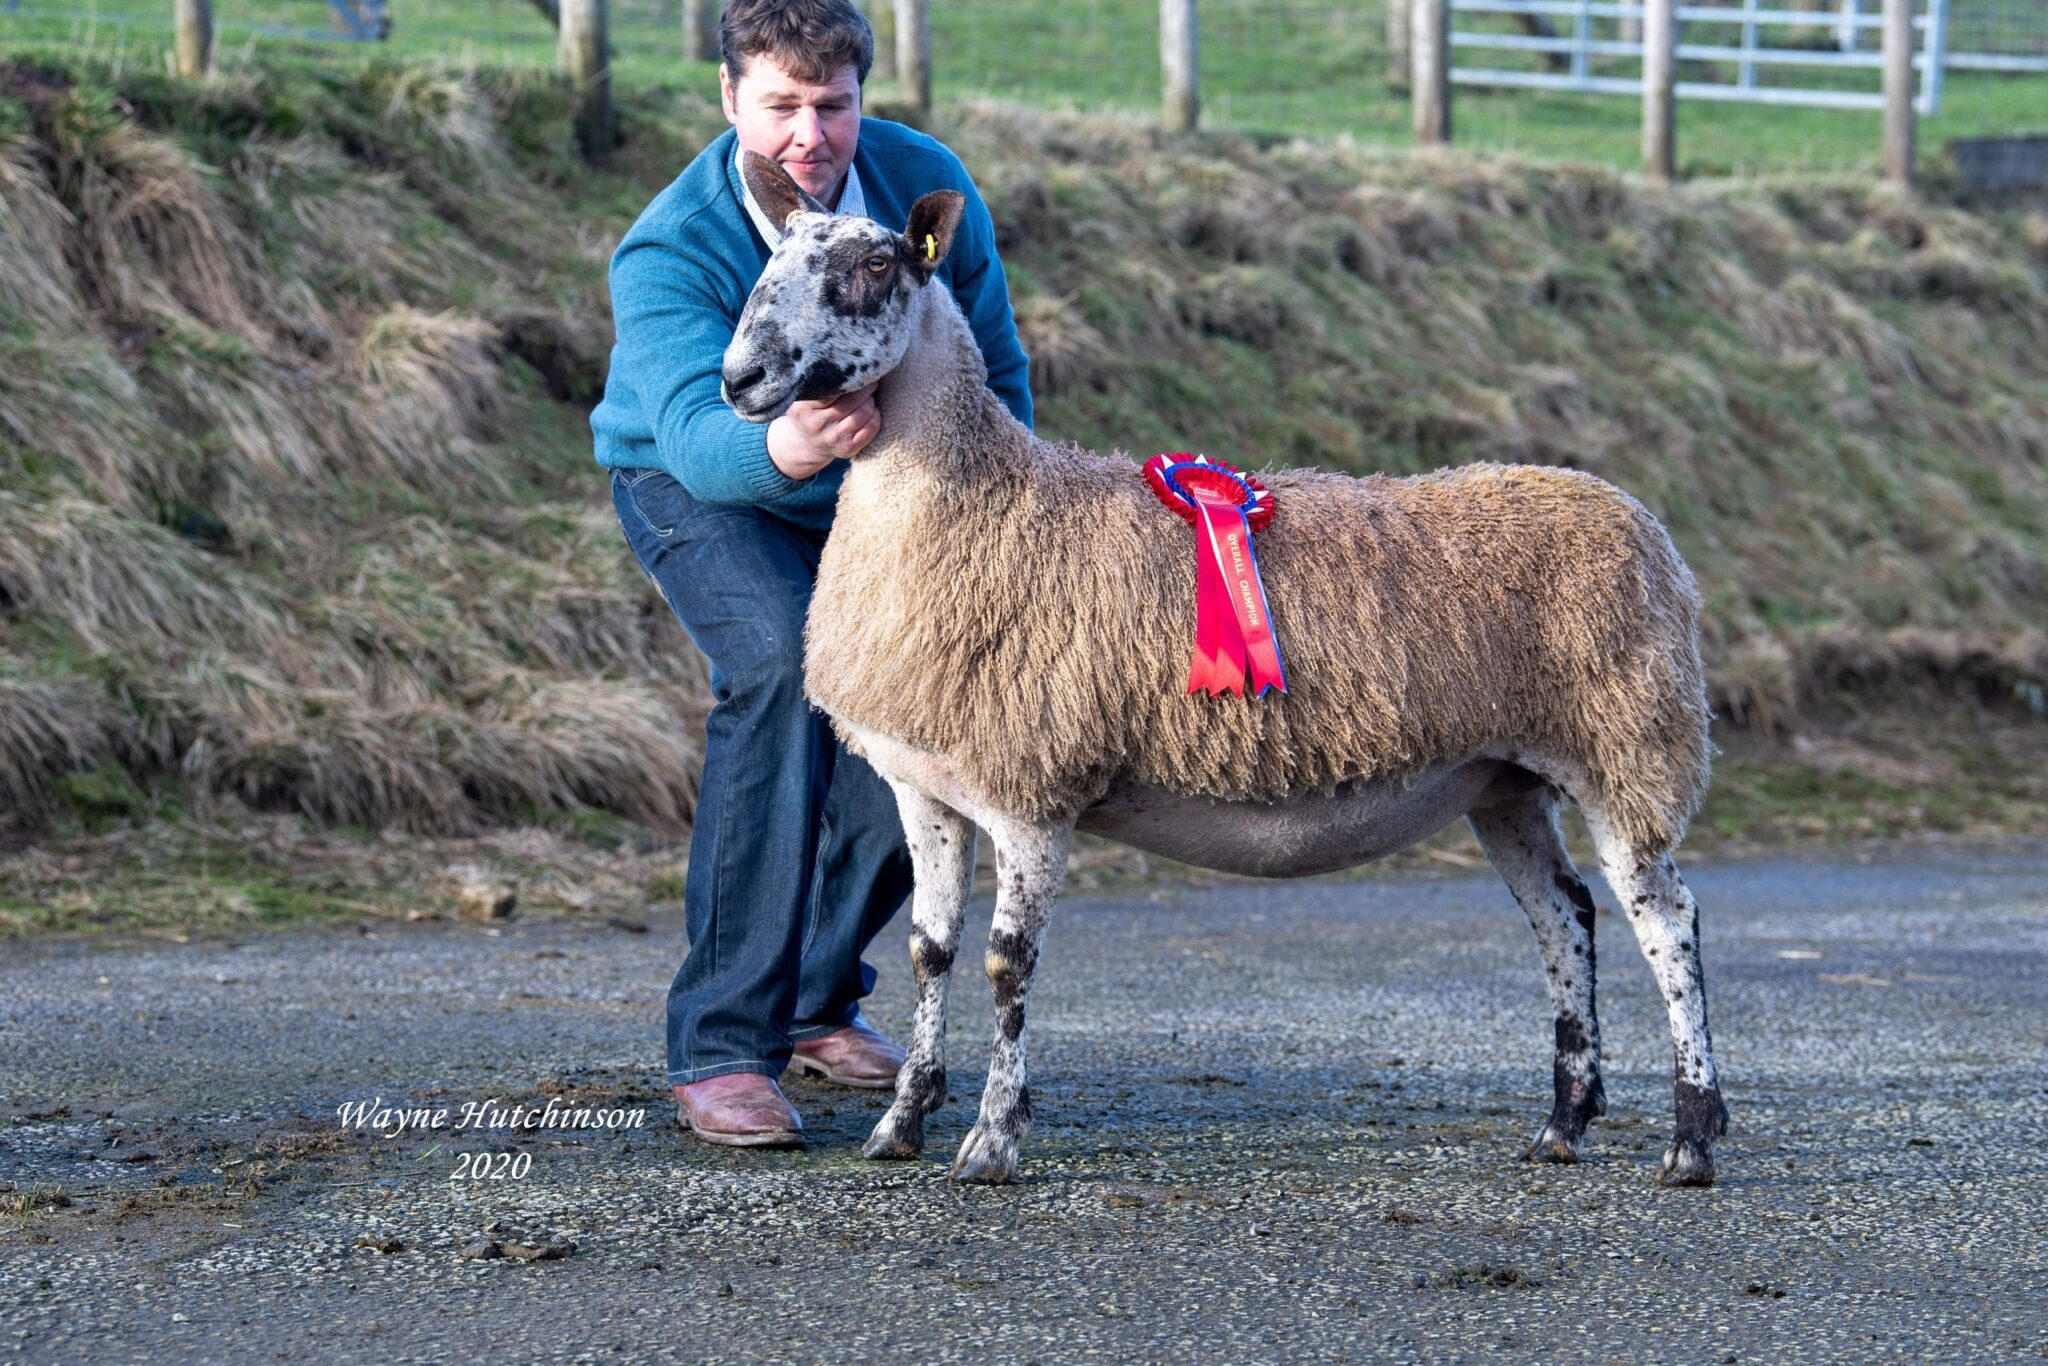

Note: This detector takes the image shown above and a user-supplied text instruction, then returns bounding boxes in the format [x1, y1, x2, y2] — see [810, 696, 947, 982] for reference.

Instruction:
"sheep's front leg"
[951, 816, 1073, 1185]
[862, 784, 976, 1161]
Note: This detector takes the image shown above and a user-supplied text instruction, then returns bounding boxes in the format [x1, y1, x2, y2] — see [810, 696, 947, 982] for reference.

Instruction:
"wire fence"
[12, 0, 2048, 70]
[1948, 0, 2048, 65]
[2, 0, 2042, 137]
[914, 0, 2041, 182]
[0, 0, 708, 81]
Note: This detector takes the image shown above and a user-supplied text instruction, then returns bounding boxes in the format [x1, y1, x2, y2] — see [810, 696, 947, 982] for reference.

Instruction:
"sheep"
[720, 152, 1727, 1188]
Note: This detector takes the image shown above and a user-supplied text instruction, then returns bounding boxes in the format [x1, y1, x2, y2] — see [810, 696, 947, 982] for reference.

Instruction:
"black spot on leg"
[1554, 872, 1598, 936]
[1554, 872, 1596, 916]
[1674, 1077, 1729, 1141]
[997, 1086, 1032, 1137]
[898, 1060, 946, 1115]
[910, 932, 954, 981]
[1554, 1014, 1593, 1057]
[985, 929, 1039, 1008]
[1543, 1054, 1607, 1145]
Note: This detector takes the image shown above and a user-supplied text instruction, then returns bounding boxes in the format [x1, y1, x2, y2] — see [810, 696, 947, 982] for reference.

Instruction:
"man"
[591, 0, 1032, 1147]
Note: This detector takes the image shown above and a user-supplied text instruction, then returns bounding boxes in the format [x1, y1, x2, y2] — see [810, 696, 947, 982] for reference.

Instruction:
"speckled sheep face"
[721, 152, 964, 424]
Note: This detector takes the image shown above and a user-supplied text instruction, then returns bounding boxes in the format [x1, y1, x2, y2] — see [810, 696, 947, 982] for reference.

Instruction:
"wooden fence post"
[1882, 0, 1914, 183]
[173, 0, 212, 77]
[868, 0, 897, 83]
[895, 0, 929, 113]
[1642, 0, 1676, 179]
[1387, 0, 1411, 92]
[1162, 0, 1199, 132]
[683, 0, 718, 64]
[1412, 0, 1450, 145]
[560, 0, 612, 164]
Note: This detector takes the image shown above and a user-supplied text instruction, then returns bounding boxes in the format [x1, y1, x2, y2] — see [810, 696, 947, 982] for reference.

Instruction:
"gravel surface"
[2, 841, 2046, 1360]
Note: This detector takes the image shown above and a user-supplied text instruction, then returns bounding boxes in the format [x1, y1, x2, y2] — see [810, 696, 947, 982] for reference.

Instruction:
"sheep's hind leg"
[1469, 784, 1607, 1164]
[1586, 814, 1729, 1187]
[951, 816, 1074, 1185]
[862, 785, 977, 1161]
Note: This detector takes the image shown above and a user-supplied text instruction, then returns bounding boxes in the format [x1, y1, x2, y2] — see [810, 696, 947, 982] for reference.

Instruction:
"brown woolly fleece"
[806, 292, 1711, 855]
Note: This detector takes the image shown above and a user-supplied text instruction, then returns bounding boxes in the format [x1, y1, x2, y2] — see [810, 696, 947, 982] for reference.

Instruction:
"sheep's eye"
[864, 255, 891, 274]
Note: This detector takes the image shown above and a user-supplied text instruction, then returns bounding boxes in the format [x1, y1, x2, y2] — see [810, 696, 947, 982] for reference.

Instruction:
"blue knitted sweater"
[590, 121, 1033, 533]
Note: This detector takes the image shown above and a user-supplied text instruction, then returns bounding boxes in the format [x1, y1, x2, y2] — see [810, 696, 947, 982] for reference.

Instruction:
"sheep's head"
[721, 150, 963, 423]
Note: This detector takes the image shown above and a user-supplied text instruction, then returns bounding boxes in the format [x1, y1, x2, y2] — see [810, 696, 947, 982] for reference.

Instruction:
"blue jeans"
[611, 468, 915, 1085]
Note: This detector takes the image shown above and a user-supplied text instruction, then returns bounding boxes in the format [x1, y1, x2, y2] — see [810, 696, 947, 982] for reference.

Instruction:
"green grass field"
[4, 0, 2042, 175]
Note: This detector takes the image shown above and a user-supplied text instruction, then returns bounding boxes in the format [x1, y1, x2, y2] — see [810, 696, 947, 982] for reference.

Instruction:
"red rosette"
[1143, 453, 1287, 698]
[1143, 453, 1275, 530]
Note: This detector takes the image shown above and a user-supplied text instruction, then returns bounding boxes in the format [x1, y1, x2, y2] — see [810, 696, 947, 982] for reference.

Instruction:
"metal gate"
[1451, 0, 1953, 113]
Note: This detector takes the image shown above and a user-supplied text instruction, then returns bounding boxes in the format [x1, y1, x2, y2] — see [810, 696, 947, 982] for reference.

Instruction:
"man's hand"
[767, 383, 880, 481]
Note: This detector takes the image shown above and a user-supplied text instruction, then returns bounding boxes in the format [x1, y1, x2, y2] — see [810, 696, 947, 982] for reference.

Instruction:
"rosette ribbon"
[1143, 453, 1288, 698]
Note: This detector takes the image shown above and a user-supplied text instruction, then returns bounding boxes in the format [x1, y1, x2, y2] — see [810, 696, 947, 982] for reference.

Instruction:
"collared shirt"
[736, 145, 868, 247]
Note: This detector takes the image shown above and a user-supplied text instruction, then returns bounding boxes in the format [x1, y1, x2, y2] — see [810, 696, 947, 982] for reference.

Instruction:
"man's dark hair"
[720, 0, 875, 86]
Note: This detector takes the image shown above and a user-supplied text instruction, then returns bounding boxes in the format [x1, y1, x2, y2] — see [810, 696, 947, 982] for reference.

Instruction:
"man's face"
[721, 53, 861, 207]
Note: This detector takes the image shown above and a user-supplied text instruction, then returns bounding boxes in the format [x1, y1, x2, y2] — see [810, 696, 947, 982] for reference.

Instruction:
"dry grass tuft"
[378, 66, 502, 167]
[51, 89, 262, 337]
[1732, 271, 1921, 385]
[1015, 293, 1110, 398]
[0, 492, 292, 656]
[1796, 628, 2048, 713]
[347, 306, 503, 483]
[0, 131, 86, 330]
[0, 662, 127, 814]
[1711, 635, 1799, 735]
[1180, 266, 1306, 347]
[0, 331, 166, 510]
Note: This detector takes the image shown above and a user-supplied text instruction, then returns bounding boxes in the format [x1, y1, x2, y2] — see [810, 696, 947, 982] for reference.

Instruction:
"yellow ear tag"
[924, 233, 937, 261]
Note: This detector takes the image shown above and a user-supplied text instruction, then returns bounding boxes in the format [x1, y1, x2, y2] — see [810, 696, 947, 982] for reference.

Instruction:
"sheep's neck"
[859, 287, 1029, 496]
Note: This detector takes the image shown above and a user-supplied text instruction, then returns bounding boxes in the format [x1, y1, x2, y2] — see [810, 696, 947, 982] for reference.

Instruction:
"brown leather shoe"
[673, 1073, 802, 1148]
[785, 1016, 905, 1090]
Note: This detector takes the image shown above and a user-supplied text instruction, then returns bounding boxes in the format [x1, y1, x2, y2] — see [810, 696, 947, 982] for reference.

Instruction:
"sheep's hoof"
[1521, 1124, 1582, 1164]
[861, 1111, 924, 1161]
[1655, 1137, 1717, 1187]
[948, 1125, 1017, 1185]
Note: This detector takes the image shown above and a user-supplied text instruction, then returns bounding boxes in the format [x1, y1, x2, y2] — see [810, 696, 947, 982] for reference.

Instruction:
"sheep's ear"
[741, 151, 828, 237]
[902, 190, 965, 278]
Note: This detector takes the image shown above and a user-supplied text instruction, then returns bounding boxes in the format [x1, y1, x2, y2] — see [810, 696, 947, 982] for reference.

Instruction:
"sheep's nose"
[723, 362, 766, 399]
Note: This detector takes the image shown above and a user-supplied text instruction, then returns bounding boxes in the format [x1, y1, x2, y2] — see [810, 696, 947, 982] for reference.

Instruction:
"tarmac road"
[2, 840, 2046, 1361]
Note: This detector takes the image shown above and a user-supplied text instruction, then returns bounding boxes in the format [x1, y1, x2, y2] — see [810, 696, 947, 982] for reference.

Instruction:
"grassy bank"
[0, 53, 2044, 925]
